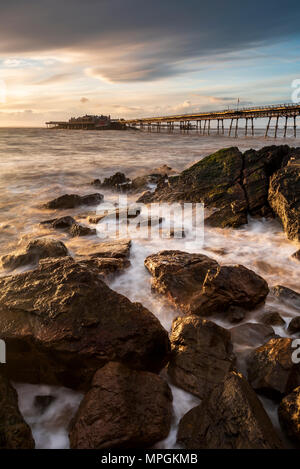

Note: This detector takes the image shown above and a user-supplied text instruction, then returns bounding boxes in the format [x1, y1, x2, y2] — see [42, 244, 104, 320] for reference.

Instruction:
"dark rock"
[260, 311, 285, 327]
[168, 316, 235, 398]
[145, 250, 268, 316]
[1, 238, 69, 270]
[247, 338, 300, 396]
[69, 223, 96, 237]
[87, 239, 131, 259]
[268, 158, 300, 241]
[136, 190, 154, 204]
[44, 216, 76, 229]
[0, 257, 170, 390]
[43, 193, 103, 209]
[139, 145, 293, 229]
[101, 172, 131, 191]
[230, 323, 275, 348]
[292, 250, 300, 261]
[177, 371, 283, 449]
[91, 178, 102, 188]
[270, 285, 300, 310]
[278, 386, 300, 443]
[288, 317, 300, 334]
[79, 257, 130, 278]
[227, 306, 246, 323]
[34, 395, 56, 414]
[144, 250, 218, 314]
[0, 372, 35, 449]
[69, 361, 172, 449]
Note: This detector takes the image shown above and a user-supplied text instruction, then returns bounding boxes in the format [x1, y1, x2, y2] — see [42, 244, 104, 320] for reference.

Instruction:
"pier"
[121, 103, 300, 138]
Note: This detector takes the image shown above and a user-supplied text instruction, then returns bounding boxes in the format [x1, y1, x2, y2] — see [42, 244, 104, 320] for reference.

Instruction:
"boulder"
[69, 223, 96, 237]
[43, 193, 103, 209]
[0, 372, 35, 449]
[69, 362, 172, 449]
[1, 238, 69, 270]
[270, 285, 300, 310]
[260, 311, 285, 327]
[41, 216, 76, 229]
[79, 257, 130, 278]
[278, 386, 300, 443]
[247, 338, 300, 396]
[87, 239, 131, 259]
[292, 250, 300, 261]
[288, 317, 300, 335]
[138, 145, 294, 229]
[101, 172, 131, 191]
[268, 158, 300, 241]
[145, 250, 268, 316]
[0, 257, 170, 390]
[230, 323, 275, 348]
[177, 371, 283, 449]
[168, 316, 235, 398]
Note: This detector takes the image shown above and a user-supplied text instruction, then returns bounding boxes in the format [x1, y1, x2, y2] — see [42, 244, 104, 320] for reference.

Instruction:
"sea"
[0, 126, 299, 448]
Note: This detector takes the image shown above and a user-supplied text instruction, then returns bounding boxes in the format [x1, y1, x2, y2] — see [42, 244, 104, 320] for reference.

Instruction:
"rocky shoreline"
[0, 145, 299, 449]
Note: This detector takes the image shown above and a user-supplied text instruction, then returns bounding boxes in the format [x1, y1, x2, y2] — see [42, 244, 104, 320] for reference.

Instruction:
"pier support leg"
[217, 120, 220, 135]
[245, 118, 248, 136]
[203, 120, 207, 134]
[251, 118, 254, 136]
[222, 119, 224, 134]
[274, 116, 279, 138]
[265, 117, 271, 138]
[235, 119, 239, 137]
[284, 116, 288, 138]
[229, 119, 233, 136]
[208, 120, 210, 135]
[294, 116, 297, 137]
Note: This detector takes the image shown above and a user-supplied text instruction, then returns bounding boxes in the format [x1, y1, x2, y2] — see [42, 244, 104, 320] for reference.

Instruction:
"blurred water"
[0, 127, 299, 448]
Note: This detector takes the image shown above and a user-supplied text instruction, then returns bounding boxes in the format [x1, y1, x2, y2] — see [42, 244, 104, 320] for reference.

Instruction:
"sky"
[0, 0, 300, 126]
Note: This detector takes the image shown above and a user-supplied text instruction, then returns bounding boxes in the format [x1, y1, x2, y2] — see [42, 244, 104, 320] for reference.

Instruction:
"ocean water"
[0, 127, 299, 448]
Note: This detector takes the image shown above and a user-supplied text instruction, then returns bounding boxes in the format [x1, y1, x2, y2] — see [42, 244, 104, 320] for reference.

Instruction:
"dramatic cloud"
[0, 1, 300, 82]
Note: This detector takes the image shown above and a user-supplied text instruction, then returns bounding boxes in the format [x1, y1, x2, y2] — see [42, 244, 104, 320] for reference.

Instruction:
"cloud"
[36, 73, 74, 85]
[0, 1, 299, 83]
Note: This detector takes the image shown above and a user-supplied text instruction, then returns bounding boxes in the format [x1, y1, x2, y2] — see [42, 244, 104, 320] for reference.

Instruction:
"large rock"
[86, 239, 131, 259]
[168, 316, 235, 398]
[139, 146, 293, 229]
[0, 258, 170, 390]
[270, 285, 300, 310]
[292, 249, 300, 261]
[247, 338, 300, 396]
[268, 155, 300, 241]
[41, 216, 96, 237]
[145, 250, 268, 316]
[177, 371, 283, 449]
[0, 372, 35, 449]
[278, 386, 300, 443]
[100, 172, 131, 191]
[1, 238, 69, 270]
[43, 193, 103, 209]
[230, 323, 275, 348]
[69, 362, 172, 449]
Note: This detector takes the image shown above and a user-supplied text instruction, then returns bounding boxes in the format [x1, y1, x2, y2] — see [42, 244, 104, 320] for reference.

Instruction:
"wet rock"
[288, 317, 300, 335]
[0, 257, 170, 390]
[177, 371, 283, 449]
[0, 372, 35, 449]
[292, 250, 300, 261]
[101, 172, 131, 191]
[69, 223, 96, 237]
[260, 311, 286, 327]
[268, 159, 300, 241]
[87, 239, 131, 259]
[145, 250, 268, 316]
[80, 257, 130, 278]
[69, 362, 172, 449]
[90, 178, 102, 188]
[230, 323, 275, 348]
[43, 193, 103, 209]
[139, 145, 294, 229]
[227, 306, 246, 323]
[41, 215, 76, 229]
[34, 395, 56, 414]
[247, 338, 300, 397]
[278, 386, 300, 443]
[270, 285, 300, 310]
[1, 238, 69, 270]
[145, 250, 218, 314]
[168, 316, 235, 398]
[136, 190, 154, 204]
